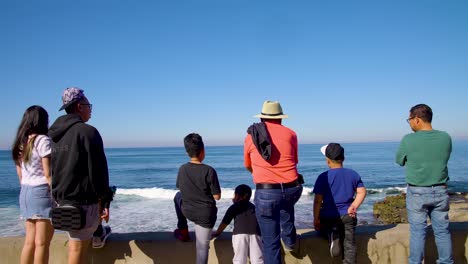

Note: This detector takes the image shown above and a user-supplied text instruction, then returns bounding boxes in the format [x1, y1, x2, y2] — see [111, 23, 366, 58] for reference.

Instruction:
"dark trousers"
[174, 191, 188, 230]
[254, 185, 303, 264]
[321, 215, 357, 264]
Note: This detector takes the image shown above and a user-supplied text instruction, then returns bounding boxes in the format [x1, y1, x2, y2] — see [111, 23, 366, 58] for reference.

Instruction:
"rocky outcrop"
[373, 192, 468, 224]
[373, 194, 407, 224]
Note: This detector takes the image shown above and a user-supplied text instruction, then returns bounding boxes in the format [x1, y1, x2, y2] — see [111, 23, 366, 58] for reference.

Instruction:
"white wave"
[117, 186, 315, 200]
[117, 187, 178, 199]
[367, 186, 406, 194]
[302, 187, 313, 195]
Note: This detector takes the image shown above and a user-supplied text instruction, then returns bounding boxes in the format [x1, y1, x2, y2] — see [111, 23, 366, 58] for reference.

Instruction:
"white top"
[20, 135, 51, 186]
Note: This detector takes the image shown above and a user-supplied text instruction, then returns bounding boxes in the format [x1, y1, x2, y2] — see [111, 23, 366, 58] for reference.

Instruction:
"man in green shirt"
[396, 104, 453, 264]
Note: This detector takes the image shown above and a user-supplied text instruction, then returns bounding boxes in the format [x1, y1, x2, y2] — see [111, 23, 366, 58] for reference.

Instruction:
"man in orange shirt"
[244, 101, 303, 264]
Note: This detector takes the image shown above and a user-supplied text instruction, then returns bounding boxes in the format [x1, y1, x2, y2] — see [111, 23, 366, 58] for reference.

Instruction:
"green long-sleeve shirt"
[396, 130, 452, 186]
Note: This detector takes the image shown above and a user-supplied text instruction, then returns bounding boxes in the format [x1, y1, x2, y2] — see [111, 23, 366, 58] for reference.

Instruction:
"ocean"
[1, 141, 467, 237]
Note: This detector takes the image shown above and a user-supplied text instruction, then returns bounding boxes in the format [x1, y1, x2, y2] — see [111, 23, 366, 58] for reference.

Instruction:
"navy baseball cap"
[320, 143, 345, 161]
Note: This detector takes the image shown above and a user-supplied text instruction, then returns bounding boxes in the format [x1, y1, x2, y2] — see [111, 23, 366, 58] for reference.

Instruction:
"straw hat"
[254, 101, 288, 119]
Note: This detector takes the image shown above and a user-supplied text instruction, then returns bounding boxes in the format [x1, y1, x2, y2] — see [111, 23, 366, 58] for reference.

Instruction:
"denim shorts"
[67, 203, 100, 241]
[19, 184, 53, 220]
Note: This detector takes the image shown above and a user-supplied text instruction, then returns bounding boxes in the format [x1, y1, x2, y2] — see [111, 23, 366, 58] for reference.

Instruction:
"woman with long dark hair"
[12, 105, 54, 264]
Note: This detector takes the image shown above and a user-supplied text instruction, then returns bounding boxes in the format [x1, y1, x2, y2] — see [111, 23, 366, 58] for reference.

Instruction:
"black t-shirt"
[222, 200, 260, 235]
[176, 162, 221, 228]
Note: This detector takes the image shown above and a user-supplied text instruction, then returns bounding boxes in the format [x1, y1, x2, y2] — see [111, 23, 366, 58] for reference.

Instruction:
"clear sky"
[1, 0, 467, 149]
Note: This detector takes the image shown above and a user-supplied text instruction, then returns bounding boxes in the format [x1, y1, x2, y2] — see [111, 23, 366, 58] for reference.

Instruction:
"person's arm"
[212, 223, 228, 238]
[42, 156, 51, 186]
[101, 207, 110, 222]
[348, 187, 366, 217]
[36, 136, 52, 186]
[209, 168, 222, 201]
[86, 129, 113, 210]
[293, 133, 299, 164]
[16, 164, 22, 183]
[395, 137, 407, 166]
[207, 165, 222, 201]
[313, 194, 323, 230]
[213, 206, 234, 238]
[244, 136, 253, 173]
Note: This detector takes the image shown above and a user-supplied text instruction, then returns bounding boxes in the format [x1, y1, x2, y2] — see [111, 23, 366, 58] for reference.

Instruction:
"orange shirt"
[244, 122, 299, 184]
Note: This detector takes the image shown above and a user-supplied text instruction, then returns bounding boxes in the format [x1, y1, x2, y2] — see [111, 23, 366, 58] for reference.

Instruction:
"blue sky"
[1, 0, 467, 149]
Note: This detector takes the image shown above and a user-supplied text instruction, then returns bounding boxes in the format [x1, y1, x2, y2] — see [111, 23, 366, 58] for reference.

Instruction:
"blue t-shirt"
[313, 168, 364, 218]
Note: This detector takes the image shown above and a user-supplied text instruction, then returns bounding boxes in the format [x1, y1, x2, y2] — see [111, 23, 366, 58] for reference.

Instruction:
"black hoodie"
[48, 114, 113, 208]
[247, 122, 271, 161]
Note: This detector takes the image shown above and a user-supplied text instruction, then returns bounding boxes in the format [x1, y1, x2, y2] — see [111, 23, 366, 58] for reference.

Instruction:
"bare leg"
[33, 220, 54, 264]
[21, 220, 36, 264]
[68, 240, 90, 264]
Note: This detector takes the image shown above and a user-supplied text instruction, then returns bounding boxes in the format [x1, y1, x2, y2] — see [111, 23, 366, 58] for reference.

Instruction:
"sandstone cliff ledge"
[0, 223, 466, 264]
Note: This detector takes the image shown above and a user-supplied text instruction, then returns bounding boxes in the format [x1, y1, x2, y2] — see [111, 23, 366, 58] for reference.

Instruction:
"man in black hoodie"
[49, 87, 113, 264]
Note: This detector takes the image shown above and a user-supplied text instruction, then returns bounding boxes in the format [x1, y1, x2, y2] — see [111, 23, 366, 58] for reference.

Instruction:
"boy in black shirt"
[212, 184, 263, 264]
[173, 133, 221, 264]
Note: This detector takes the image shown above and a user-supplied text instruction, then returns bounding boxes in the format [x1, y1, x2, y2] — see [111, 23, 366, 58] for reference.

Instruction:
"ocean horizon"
[1, 141, 467, 237]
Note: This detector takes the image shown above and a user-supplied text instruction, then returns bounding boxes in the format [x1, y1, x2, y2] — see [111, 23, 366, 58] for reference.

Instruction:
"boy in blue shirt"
[313, 143, 366, 264]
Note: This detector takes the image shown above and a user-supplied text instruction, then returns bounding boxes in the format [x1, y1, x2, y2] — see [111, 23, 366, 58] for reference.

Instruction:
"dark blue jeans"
[254, 185, 303, 264]
[320, 215, 357, 264]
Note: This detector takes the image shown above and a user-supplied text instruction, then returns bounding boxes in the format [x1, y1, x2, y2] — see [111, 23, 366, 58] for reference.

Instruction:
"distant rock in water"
[373, 194, 407, 224]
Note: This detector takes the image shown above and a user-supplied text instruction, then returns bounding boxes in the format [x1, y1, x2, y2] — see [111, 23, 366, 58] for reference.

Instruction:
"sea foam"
[116, 186, 315, 200]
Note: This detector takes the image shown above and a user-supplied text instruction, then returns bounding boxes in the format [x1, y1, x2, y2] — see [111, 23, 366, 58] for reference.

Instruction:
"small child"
[173, 133, 221, 264]
[313, 143, 366, 263]
[212, 184, 263, 264]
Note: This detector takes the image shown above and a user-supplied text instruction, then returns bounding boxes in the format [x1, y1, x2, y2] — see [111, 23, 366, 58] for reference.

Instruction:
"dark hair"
[410, 104, 433, 123]
[235, 184, 252, 200]
[12, 105, 49, 165]
[65, 98, 86, 114]
[184, 133, 204, 157]
[64, 103, 76, 114]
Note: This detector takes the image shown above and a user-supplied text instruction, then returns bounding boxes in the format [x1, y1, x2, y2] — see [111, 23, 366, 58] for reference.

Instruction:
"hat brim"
[320, 145, 328, 156]
[58, 99, 79, 111]
[254, 114, 288, 119]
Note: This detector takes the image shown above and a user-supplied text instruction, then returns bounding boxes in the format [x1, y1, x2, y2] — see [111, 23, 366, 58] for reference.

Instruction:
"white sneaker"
[93, 226, 111, 249]
[329, 228, 340, 257]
